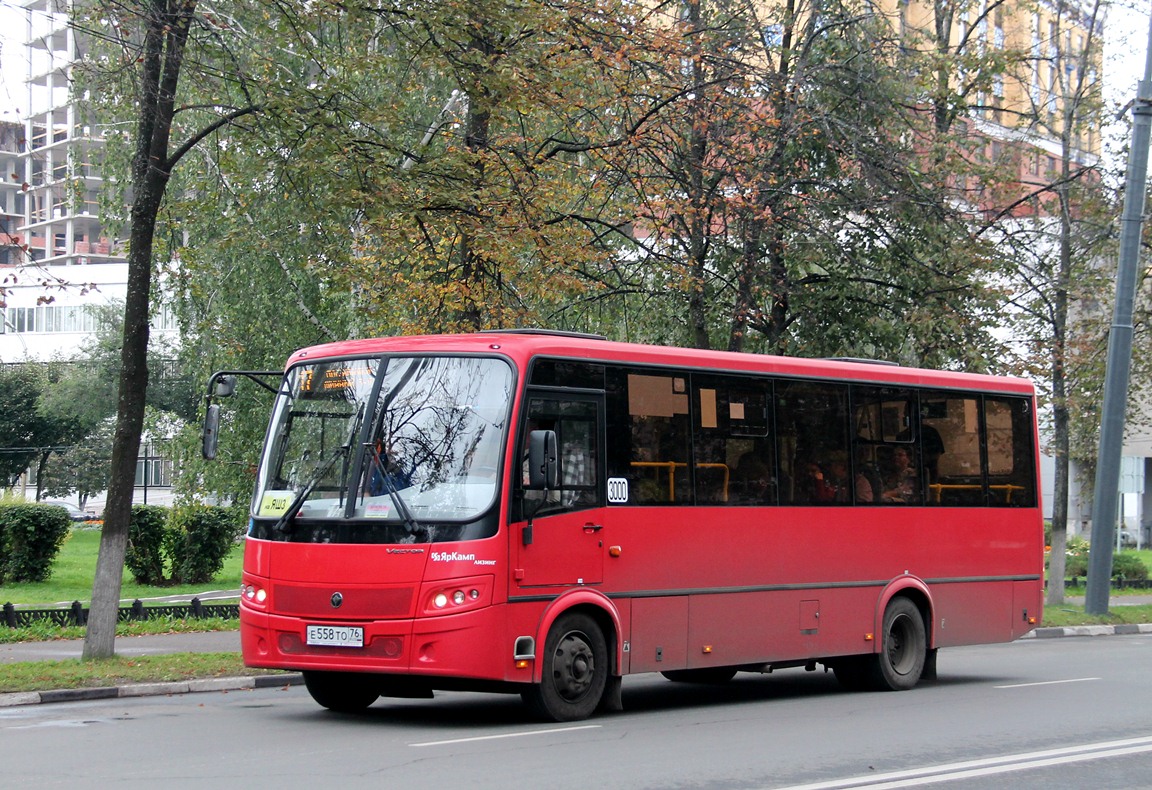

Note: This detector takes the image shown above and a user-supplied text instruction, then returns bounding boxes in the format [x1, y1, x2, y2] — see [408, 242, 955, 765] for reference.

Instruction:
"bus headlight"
[421, 576, 492, 616]
[242, 581, 268, 607]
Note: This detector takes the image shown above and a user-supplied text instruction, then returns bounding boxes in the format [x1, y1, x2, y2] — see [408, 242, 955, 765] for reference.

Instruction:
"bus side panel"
[686, 592, 777, 668]
[928, 581, 1039, 648]
[628, 597, 689, 673]
[1013, 579, 1043, 640]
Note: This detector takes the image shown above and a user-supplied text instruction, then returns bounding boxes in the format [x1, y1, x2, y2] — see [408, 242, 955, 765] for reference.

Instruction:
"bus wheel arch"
[533, 593, 622, 682]
[523, 608, 611, 721]
[877, 579, 934, 651]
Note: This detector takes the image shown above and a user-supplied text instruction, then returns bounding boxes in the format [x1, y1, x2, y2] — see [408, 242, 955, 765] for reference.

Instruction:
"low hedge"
[124, 504, 244, 585]
[0, 504, 72, 583]
[126, 505, 170, 585]
[1064, 550, 1149, 582]
[168, 505, 241, 584]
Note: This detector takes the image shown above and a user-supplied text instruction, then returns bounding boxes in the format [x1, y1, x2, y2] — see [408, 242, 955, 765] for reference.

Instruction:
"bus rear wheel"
[303, 670, 379, 713]
[523, 612, 608, 722]
[870, 597, 926, 691]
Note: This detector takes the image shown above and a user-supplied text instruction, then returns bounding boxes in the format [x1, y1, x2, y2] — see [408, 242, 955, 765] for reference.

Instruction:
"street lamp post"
[1084, 9, 1152, 614]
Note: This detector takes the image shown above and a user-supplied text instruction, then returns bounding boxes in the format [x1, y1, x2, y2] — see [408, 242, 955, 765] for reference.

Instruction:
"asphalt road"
[3, 633, 1152, 789]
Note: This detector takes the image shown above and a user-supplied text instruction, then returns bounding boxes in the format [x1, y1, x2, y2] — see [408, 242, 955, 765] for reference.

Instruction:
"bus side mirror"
[214, 375, 237, 397]
[202, 403, 221, 460]
[527, 429, 559, 491]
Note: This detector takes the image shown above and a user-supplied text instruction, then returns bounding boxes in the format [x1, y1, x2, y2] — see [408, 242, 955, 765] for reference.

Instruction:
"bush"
[1112, 552, 1149, 582]
[1064, 549, 1149, 582]
[0, 504, 71, 583]
[126, 505, 170, 585]
[167, 505, 242, 584]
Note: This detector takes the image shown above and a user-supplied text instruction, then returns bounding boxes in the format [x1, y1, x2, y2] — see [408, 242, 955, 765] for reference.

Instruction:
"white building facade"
[1, 0, 175, 511]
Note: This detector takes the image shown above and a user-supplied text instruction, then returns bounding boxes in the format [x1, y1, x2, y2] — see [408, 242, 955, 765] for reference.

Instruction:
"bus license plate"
[306, 625, 364, 648]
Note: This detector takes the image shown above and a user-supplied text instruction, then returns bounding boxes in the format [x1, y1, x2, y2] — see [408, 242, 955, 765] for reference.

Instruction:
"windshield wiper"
[271, 446, 348, 535]
[364, 441, 421, 534]
[272, 405, 364, 534]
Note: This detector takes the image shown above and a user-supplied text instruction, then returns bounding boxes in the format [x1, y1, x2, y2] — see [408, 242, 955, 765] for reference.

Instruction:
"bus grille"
[273, 584, 415, 619]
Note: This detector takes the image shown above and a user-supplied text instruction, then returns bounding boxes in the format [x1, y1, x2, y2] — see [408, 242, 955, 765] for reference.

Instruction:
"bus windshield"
[251, 355, 513, 541]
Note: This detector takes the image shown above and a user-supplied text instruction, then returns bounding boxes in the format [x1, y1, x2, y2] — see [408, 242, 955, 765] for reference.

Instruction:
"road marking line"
[772, 734, 1152, 789]
[994, 676, 1100, 688]
[411, 724, 601, 747]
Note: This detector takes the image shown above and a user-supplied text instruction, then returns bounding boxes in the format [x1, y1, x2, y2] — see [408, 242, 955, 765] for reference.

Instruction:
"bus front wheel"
[871, 597, 927, 691]
[303, 670, 380, 713]
[523, 612, 608, 722]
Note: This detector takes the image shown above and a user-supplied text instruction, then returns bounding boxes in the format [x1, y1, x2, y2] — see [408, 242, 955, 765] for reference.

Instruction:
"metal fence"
[1, 598, 239, 628]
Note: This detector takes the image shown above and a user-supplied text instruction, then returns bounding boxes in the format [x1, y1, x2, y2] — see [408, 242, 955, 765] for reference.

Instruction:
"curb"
[1022, 623, 1152, 639]
[0, 672, 304, 708]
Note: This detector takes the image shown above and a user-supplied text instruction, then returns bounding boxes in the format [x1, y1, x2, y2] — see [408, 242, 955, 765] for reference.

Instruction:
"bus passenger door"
[512, 391, 606, 588]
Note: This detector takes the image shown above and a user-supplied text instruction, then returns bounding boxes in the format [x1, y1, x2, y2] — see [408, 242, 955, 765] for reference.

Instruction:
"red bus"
[212, 330, 1043, 721]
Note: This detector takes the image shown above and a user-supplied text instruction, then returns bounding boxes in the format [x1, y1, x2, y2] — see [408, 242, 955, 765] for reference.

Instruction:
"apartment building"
[0, 0, 174, 507]
[0, 0, 132, 364]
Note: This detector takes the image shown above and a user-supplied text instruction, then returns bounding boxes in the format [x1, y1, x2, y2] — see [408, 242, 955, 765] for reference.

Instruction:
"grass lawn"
[1, 526, 243, 607]
[0, 653, 286, 694]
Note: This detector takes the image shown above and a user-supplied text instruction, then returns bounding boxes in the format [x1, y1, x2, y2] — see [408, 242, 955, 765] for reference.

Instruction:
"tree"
[0, 363, 89, 497]
[604, 0, 1011, 363]
[0, 365, 57, 486]
[75, 0, 260, 659]
[990, 0, 1114, 606]
[156, 0, 664, 503]
[37, 420, 115, 510]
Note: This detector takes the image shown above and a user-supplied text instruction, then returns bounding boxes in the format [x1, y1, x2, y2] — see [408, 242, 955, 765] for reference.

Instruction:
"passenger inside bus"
[794, 458, 837, 504]
[881, 446, 919, 503]
[733, 454, 775, 504]
[823, 454, 874, 503]
[853, 447, 882, 503]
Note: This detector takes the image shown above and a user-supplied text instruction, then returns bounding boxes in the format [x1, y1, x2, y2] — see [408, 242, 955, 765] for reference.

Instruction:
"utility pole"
[1084, 9, 1152, 614]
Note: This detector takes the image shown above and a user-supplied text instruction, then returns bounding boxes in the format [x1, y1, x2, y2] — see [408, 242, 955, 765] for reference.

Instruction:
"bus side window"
[519, 396, 602, 516]
[694, 377, 773, 506]
[778, 381, 850, 505]
[984, 397, 1036, 507]
[923, 395, 982, 506]
[602, 368, 692, 505]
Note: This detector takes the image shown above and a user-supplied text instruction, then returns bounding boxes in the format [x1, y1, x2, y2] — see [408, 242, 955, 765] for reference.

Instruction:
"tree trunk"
[1046, 116, 1076, 609]
[84, 0, 194, 659]
[685, 0, 711, 350]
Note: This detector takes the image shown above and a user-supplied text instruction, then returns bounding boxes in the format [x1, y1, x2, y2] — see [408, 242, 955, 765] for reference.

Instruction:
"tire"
[831, 656, 872, 691]
[869, 597, 927, 691]
[523, 612, 608, 722]
[661, 667, 738, 684]
[303, 670, 380, 713]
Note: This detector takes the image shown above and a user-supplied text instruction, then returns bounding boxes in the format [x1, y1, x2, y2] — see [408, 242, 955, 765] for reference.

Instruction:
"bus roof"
[287, 331, 1035, 396]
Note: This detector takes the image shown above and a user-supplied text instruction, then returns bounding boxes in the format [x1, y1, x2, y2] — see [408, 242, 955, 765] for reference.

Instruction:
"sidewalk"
[0, 629, 241, 663]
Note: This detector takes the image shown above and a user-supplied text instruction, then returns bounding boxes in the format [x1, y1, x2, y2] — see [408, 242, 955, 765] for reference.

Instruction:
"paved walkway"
[0, 629, 240, 664]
